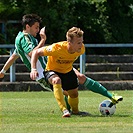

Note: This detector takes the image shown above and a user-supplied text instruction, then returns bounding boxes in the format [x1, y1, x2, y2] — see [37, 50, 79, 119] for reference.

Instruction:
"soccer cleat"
[71, 111, 91, 117]
[111, 95, 123, 104]
[62, 109, 71, 118]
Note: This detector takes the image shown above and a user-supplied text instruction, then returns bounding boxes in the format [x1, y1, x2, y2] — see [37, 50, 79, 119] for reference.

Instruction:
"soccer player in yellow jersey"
[30, 27, 89, 117]
[1, 24, 123, 117]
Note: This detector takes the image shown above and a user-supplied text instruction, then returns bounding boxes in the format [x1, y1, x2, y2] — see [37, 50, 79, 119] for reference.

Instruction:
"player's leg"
[84, 77, 123, 104]
[61, 69, 90, 116]
[37, 78, 53, 91]
[58, 69, 79, 114]
[73, 68, 123, 104]
[67, 88, 79, 114]
[44, 71, 70, 117]
[63, 91, 71, 112]
[67, 88, 90, 116]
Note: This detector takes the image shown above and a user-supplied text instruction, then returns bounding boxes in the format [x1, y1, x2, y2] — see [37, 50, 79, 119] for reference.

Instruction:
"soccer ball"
[99, 99, 116, 116]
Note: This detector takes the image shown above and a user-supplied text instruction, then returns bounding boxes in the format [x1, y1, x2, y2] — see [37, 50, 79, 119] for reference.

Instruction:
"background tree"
[0, 0, 133, 54]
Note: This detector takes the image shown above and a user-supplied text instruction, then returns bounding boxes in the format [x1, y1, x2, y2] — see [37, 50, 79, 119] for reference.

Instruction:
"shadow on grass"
[74, 114, 131, 117]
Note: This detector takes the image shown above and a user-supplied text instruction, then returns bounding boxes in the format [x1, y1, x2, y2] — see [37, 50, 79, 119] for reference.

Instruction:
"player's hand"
[0, 72, 4, 78]
[40, 27, 45, 35]
[40, 27, 46, 41]
[30, 69, 38, 80]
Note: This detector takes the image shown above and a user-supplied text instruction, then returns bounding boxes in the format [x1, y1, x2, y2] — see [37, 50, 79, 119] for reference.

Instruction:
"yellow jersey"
[43, 41, 85, 73]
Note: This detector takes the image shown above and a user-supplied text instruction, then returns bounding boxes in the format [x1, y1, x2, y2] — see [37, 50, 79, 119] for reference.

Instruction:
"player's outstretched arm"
[34, 27, 46, 49]
[28, 27, 46, 57]
[0, 53, 19, 78]
[73, 67, 86, 84]
[30, 47, 45, 80]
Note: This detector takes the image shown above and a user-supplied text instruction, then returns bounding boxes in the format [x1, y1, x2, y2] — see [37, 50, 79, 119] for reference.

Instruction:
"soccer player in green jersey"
[0, 14, 51, 91]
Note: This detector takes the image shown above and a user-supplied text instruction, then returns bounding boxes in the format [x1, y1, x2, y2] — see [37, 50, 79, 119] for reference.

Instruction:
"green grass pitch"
[0, 90, 132, 133]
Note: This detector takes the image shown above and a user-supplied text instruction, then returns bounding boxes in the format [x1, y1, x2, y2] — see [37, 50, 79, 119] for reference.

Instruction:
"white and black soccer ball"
[99, 100, 116, 116]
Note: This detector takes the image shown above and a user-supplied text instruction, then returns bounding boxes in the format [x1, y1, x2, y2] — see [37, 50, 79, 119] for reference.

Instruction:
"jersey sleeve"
[43, 43, 61, 56]
[13, 49, 20, 56]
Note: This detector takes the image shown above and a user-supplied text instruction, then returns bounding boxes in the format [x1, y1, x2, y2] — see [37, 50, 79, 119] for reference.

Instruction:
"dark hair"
[22, 14, 42, 29]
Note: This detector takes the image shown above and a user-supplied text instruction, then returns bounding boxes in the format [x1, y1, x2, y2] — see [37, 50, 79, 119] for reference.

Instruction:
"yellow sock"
[68, 96, 79, 113]
[53, 84, 66, 111]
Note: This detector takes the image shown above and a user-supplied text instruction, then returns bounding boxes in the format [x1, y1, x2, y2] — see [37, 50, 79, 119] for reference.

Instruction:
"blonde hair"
[66, 27, 84, 42]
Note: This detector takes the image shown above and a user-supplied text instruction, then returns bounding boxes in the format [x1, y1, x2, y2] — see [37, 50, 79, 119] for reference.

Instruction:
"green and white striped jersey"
[14, 31, 47, 80]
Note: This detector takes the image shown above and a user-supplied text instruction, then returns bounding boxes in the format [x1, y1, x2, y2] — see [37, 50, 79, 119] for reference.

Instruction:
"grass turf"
[0, 90, 132, 133]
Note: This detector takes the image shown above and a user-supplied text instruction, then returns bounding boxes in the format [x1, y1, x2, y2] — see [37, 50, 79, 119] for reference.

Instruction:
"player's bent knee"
[77, 74, 86, 84]
[67, 89, 78, 98]
[51, 76, 61, 84]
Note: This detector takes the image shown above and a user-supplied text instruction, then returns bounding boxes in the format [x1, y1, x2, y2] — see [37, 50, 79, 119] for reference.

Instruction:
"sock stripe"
[84, 77, 91, 86]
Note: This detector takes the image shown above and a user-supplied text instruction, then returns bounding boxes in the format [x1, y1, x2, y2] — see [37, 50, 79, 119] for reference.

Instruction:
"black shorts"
[43, 69, 79, 91]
